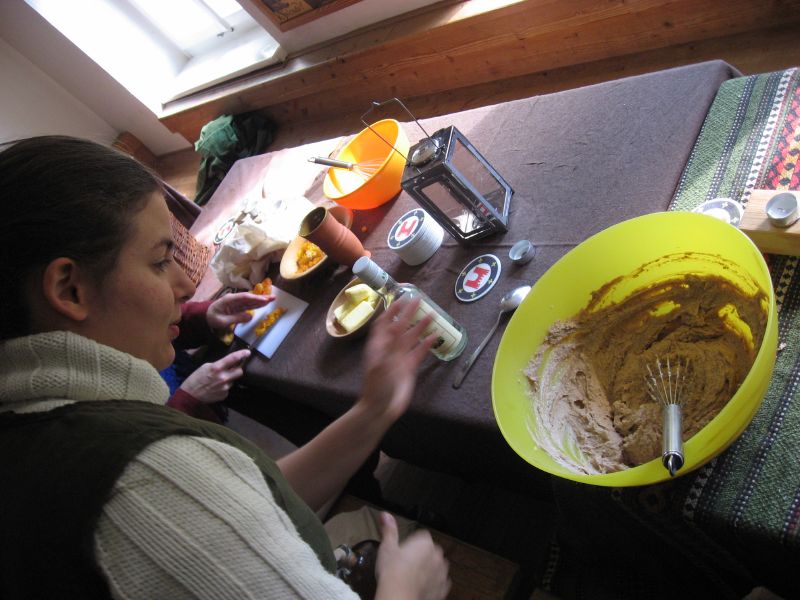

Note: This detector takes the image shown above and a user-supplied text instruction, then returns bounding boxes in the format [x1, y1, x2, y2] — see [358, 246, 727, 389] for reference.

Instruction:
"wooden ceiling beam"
[159, 0, 800, 143]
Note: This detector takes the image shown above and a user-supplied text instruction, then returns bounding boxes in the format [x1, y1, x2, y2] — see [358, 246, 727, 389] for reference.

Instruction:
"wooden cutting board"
[740, 189, 800, 256]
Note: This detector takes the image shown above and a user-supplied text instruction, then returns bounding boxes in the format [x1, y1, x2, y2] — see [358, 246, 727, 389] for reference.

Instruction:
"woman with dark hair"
[0, 136, 450, 599]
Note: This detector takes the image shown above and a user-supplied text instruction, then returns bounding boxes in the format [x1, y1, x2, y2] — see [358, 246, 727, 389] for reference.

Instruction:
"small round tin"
[692, 198, 744, 227]
[765, 192, 800, 228]
[509, 240, 535, 265]
[387, 208, 444, 265]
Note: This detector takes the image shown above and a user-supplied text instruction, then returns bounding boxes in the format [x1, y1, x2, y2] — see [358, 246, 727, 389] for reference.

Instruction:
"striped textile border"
[670, 68, 800, 555]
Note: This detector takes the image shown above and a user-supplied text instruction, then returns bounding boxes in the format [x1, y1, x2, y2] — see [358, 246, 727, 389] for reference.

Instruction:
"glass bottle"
[352, 257, 468, 361]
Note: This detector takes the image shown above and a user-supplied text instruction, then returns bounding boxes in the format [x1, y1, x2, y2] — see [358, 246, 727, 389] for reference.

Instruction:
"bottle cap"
[387, 208, 444, 266]
[509, 240, 535, 265]
[692, 198, 744, 227]
[352, 256, 388, 289]
[765, 192, 800, 228]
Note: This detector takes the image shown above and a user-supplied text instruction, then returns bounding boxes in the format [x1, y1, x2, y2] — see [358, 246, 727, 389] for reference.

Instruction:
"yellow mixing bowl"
[323, 119, 410, 210]
[492, 211, 777, 487]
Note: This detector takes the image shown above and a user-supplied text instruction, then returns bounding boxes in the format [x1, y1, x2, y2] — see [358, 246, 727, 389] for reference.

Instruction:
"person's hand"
[207, 292, 272, 333]
[359, 297, 436, 422]
[178, 349, 251, 403]
[375, 512, 450, 600]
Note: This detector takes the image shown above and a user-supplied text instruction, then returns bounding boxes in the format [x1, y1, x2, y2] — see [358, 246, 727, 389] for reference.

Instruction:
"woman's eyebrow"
[151, 239, 175, 251]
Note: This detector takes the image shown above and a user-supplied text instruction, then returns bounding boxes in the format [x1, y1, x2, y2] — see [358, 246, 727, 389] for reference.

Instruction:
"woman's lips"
[168, 324, 180, 338]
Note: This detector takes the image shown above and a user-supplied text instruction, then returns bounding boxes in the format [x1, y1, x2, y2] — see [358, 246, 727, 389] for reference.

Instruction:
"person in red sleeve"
[166, 291, 270, 423]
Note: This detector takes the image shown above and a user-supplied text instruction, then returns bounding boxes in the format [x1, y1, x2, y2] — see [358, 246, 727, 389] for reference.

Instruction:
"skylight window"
[128, 0, 249, 56]
[25, 0, 284, 112]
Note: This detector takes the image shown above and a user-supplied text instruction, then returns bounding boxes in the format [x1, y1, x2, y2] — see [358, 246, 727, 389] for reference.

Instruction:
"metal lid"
[692, 198, 744, 227]
[409, 138, 441, 166]
[765, 192, 799, 228]
[352, 256, 389, 289]
[509, 240, 535, 265]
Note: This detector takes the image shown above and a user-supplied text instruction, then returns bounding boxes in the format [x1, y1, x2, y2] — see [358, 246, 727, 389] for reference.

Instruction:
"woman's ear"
[41, 257, 91, 322]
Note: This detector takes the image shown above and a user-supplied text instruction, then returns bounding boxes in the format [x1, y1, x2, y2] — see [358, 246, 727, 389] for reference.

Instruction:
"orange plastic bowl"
[323, 119, 410, 210]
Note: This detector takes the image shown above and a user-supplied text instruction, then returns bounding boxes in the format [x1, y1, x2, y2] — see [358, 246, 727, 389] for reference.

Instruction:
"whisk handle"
[662, 403, 685, 477]
[309, 156, 354, 169]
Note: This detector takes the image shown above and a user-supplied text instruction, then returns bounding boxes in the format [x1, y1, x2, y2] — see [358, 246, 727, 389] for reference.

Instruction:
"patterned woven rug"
[544, 67, 800, 600]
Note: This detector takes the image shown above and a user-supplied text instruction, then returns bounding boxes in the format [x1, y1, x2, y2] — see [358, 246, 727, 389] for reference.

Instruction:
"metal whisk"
[645, 357, 689, 477]
[308, 156, 384, 181]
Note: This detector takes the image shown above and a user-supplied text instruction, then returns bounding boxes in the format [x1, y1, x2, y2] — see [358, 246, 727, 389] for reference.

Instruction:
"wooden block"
[740, 189, 800, 256]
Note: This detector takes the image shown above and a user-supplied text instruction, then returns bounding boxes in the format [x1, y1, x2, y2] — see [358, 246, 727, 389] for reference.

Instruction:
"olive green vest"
[0, 400, 336, 599]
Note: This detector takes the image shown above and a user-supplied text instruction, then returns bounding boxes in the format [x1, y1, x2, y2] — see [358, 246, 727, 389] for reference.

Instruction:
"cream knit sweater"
[0, 331, 357, 599]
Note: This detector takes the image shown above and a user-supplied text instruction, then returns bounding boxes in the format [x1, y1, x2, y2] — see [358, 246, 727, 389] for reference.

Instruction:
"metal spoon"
[453, 285, 531, 389]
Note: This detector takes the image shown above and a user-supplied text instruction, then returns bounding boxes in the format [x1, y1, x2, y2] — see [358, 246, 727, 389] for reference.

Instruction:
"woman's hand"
[359, 298, 436, 422]
[206, 292, 272, 333]
[273, 298, 436, 510]
[375, 512, 451, 600]
[178, 349, 250, 403]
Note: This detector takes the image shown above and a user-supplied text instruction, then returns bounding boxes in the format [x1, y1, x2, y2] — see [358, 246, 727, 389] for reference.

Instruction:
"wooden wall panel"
[159, 0, 800, 144]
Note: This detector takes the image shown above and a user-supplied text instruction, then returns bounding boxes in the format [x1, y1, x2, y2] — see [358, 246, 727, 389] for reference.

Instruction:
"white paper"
[233, 286, 308, 358]
[210, 195, 314, 289]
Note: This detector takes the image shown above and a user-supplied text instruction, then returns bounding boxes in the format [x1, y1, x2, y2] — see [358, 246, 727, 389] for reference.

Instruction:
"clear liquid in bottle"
[352, 257, 468, 361]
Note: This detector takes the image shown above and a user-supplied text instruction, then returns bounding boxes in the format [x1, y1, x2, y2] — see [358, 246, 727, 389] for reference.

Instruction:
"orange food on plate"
[296, 241, 325, 273]
[252, 277, 272, 295]
[255, 307, 286, 336]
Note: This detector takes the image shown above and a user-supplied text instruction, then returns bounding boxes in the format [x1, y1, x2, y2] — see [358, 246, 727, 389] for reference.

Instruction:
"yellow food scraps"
[297, 241, 325, 273]
[218, 278, 273, 345]
[252, 277, 272, 296]
[255, 307, 286, 336]
[220, 327, 235, 345]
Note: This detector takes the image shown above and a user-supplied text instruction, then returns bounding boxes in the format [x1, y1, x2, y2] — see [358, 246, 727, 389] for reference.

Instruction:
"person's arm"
[277, 298, 435, 512]
[95, 436, 359, 600]
[165, 387, 224, 424]
[166, 349, 251, 424]
[176, 301, 214, 349]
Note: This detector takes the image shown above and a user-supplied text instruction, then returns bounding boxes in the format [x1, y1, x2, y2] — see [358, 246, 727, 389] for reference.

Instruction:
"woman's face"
[83, 192, 196, 369]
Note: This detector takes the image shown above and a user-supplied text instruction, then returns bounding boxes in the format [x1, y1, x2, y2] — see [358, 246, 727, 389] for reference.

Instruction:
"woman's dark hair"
[0, 135, 162, 340]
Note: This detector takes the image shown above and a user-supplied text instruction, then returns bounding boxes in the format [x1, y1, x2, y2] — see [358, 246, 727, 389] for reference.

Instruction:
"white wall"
[0, 37, 117, 146]
[0, 0, 190, 155]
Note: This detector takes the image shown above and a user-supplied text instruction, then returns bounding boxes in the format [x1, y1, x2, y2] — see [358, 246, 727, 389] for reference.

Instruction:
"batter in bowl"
[526, 264, 768, 475]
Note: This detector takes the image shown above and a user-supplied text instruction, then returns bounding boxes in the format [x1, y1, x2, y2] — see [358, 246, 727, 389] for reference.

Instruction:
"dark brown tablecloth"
[190, 60, 739, 492]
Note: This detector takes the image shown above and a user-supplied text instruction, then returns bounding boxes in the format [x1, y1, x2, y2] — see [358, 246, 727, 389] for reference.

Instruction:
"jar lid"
[352, 256, 387, 289]
[692, 198, 744, 227]
[509, 240, 535, 265]
[765, 192, 800, 228]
